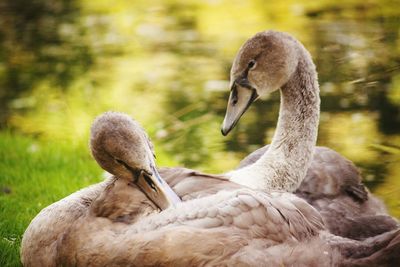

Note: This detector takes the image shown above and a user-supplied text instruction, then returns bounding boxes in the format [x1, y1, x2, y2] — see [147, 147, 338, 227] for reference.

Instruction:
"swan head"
[221, 31, 299, 135]
[90, 111, 181, 210]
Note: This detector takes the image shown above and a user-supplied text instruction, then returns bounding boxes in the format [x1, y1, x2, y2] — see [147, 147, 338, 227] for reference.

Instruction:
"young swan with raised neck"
[90, 112, 181, 210]
[222, 31, 320, 192]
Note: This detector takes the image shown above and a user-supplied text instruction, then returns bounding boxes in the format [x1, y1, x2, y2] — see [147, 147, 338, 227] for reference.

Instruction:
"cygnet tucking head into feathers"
[90, 111, 181, 210]
[221, 31, 302, 135]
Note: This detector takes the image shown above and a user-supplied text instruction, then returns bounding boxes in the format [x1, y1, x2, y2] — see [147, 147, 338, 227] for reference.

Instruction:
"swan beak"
[135, 165, 181, 210]
[221, 83, 258, 136]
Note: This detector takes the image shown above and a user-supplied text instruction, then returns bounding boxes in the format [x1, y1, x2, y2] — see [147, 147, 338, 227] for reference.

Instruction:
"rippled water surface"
[1, 0, 399, 216]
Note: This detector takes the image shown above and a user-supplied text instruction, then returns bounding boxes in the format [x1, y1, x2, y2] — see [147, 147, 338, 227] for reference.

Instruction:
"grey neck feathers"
[229, 48, 320, 192]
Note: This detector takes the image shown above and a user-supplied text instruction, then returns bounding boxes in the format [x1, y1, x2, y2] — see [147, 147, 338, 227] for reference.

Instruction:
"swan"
[23, 111, 400, 266]
[217, 30, 397, 238]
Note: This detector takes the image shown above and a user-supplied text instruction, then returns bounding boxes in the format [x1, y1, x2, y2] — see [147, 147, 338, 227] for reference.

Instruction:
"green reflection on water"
[1, 0, 399, 216]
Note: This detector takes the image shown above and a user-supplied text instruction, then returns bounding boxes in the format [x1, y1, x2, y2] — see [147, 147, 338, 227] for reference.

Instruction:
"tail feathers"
[343, 215, 398, 240]
[339, 229, 400, 267]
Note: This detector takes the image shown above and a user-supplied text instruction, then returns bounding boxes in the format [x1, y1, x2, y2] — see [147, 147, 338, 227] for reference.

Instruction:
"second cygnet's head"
[90, 111, 181, 210]
[222, 31, 302, 135]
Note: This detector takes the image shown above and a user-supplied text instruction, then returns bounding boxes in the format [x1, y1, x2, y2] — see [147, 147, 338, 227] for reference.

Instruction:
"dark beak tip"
[221, 126, 232, 136]
[221, 128, 227, 136]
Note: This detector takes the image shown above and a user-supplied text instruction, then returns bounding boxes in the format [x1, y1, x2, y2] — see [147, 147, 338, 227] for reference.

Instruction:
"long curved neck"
[230, 50, 320, 192]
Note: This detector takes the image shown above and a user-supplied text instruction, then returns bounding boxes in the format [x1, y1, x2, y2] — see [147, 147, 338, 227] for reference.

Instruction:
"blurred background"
[0, 0, 399, 265]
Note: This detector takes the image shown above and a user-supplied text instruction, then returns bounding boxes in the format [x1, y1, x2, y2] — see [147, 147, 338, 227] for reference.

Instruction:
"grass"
[0, 131, 104, 267]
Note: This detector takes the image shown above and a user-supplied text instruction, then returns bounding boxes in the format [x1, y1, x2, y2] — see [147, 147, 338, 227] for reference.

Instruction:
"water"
[1, 0, 399, 216]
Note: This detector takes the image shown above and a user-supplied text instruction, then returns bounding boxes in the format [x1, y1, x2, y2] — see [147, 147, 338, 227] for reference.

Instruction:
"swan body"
[22, 111, 400, 267]
[56, 189, 327, 266]
[238, 145, 398, 239]
[22, 112, 326, 266]
[21, 167, 400, 266]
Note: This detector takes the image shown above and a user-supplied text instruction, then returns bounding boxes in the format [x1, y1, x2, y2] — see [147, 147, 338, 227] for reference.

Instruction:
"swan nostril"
[231, 86, 239, 106]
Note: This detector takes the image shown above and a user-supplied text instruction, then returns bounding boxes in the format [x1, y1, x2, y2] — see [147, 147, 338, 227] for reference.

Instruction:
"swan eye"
[248, 60, 256, 69]
[143, 172, 157, 192]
